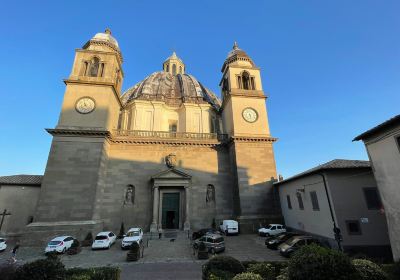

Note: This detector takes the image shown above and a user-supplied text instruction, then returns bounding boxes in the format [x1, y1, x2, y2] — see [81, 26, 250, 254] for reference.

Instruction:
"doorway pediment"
[151, 168, 192, 181]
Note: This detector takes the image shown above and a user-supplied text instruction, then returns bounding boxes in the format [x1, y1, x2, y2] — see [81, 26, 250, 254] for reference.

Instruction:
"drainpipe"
[317, 173, 343, 251]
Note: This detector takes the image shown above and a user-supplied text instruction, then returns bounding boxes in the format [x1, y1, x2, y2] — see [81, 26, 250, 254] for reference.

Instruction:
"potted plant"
[67, 239, 81, 255]
[197, 241, 209, 260]
[126, 242, 141, 262]
[117, 222, 125, 239]
[81, 232, 93, 247]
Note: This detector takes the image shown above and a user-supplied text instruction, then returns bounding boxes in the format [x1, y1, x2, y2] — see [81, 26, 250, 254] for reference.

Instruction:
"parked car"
[121, 228, 143, 249]
[265, 232, 299, 249]
[193, 233, 225, 254]
[258, 224, 286, 237]
[219, 220, 239, 235]
[279, 235, 321, 257]
[0, 238, 6, 252]
[45, 236, 75, 254]
[92, 231, 116, 250]
[192, 228, 222, 240]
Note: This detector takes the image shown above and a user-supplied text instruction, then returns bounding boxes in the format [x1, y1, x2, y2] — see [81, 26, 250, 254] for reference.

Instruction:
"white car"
[121, 228, 143, 249]
[0, 238, 7, 252]
[258, 224, 286, 237]
[45, 236, 75, 254]
[92, 231, 116, 250]
[219, 220, 239, 235]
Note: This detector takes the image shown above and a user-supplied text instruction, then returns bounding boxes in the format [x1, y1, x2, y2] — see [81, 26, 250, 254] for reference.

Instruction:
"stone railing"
[113, 130, 228, 142]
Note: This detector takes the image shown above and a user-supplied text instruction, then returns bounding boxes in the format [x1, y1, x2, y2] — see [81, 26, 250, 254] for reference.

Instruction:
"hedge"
[66, 267, 121, 280]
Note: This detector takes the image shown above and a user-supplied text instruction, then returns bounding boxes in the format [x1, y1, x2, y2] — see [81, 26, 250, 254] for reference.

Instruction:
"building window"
[242, 71, 250, 90]
[172, 64, 177, 75]
[237, 76, 242, 89]
[296, 192, 304, 210]
[346, 220, 362, 235]
[363, 187, 382, 210]
[250, 77, 255, 90]
[310, 191, 320, 211]
[166, 64, 169, 72]
[88, 57, 100, 77]
[169, 121, 177, 133]
[286, 195, 292, 209]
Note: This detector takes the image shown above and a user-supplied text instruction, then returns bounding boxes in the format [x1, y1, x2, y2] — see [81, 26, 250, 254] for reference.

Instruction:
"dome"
[92, 29, 119, 48]
[221, 42, 254, 72]
[121, 71, 221, 110]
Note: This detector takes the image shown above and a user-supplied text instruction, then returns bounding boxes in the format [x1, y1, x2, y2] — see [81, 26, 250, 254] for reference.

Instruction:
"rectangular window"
[310, 191, 320, 211]
[346, 220, 362, 235]
[169, 122, 177, 132]
[297, 193, 304, 210]
[286, 195, 292, 209]
[363, 187, 382, 210]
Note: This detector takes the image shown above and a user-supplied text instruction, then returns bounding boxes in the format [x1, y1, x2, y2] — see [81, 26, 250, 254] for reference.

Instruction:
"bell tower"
[27, 29, 124, 243]
[57, 28, 123, 131]
[220, 42, 280, 231]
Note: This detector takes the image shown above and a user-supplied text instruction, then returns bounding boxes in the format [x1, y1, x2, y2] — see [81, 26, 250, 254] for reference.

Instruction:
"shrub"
[14, 255, 66, 280]
[288, 244, 356, 280]
[66, 267, 121, 280]
[118, 222, 125, 239]
[232, 272, 263, 280]
[352, 259, 388, 280]
[247, 263, 275, 280]
[203, 256, 245, 280]
[276, 267, 289, 280]
[81, 232, 93, 247]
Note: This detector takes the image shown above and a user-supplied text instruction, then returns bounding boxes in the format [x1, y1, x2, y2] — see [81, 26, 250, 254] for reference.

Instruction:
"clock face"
[75, 97, 95, 114]
[242, 108, 258, 123]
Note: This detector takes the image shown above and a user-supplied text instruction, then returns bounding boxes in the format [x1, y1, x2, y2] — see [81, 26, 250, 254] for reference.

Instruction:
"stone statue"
[165, 154, 177, 168]
[124, 185, 135, 205]
[206, 184, 215, 203]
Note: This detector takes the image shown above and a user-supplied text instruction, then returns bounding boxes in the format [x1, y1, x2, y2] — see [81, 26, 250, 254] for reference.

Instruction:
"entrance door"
[162, 193, 180, 229]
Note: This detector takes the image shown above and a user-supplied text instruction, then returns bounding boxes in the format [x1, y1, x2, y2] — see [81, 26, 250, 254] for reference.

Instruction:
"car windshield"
[127, 231, 140, 237]
[48, 241, 61, 246]
[266, 224, 273, 229]
[286, 238, 300, 246]
[213, 237, 224, 243]
[95, 235, 108, 240]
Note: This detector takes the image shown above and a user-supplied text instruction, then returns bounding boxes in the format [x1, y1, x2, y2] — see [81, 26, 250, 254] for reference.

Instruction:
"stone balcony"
[112, 130, 229, 143]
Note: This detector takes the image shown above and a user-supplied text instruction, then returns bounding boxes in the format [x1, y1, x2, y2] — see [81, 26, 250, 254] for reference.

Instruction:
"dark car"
[278, 235, 321, 257]
[265, 232, 299, 249]
[192, 228, 222, 240]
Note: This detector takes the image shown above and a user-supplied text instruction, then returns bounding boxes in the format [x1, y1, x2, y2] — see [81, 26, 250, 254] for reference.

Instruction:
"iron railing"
[113, 130, 228, 141]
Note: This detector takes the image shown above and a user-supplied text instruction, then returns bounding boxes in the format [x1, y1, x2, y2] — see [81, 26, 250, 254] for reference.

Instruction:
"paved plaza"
[0, 233, 285, 279]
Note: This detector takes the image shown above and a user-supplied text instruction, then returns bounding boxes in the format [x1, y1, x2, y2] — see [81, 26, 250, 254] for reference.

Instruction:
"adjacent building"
[275, 159, 391, 259]
[354, 114, 400, 261]
[0, 175, 42, 236]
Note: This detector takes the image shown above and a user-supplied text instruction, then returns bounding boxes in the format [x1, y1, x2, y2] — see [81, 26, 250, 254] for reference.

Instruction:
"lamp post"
[317, 173, 343, 251]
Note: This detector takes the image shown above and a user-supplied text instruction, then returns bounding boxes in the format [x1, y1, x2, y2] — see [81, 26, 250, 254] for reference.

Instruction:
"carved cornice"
[110, 137, 226, 147]
[82, 40, 123, 62]
[230, 136, 278, 143]
[46, 128, 111, 138]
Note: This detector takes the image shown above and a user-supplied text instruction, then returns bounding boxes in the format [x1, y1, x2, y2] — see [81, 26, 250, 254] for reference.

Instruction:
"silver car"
[193, 233, 225, 254]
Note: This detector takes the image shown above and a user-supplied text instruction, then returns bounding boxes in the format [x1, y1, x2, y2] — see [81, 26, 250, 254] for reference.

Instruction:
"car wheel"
[193, 244, 199, 250]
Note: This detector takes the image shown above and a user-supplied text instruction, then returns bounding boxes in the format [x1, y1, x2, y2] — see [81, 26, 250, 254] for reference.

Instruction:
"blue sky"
[0, 0, 399, 178]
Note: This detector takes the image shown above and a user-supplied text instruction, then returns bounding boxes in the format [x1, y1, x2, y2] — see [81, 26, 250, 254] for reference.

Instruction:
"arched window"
[89, 57, 100, 77]
[250, 77, 255, 90]
[124, 185, 135, 205]
[179, 66, 182, 74]
[242, 71, 250, 90]
[172, 64, 177, 75]
[206, 184, 215, 203]
[82, 61, 89, 76]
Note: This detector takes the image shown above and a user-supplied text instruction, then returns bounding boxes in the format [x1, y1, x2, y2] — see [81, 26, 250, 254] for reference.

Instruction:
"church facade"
[25, 29, 280, 242]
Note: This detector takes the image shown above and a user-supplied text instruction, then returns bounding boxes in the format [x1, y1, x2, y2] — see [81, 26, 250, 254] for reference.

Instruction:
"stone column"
[184, 186, 190, 231]
[150, 186, 159, 233]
